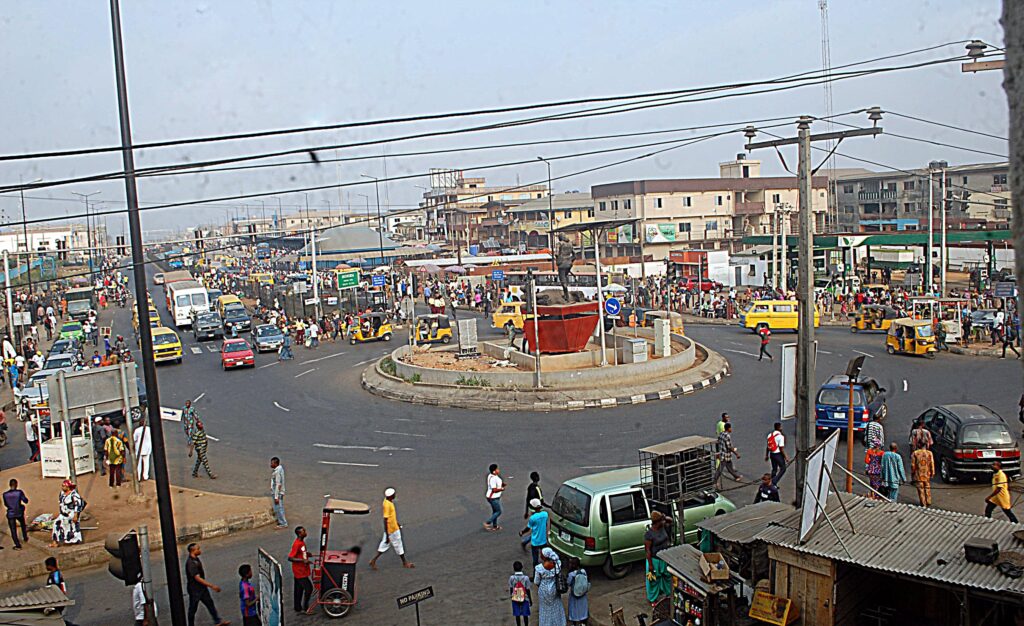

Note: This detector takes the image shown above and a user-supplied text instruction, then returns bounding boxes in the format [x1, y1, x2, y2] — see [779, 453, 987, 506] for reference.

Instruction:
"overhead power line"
[0, 39, 975, 166]
[884, 111, 1009, 142]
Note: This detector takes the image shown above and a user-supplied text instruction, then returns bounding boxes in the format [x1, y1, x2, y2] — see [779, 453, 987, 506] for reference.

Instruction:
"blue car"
[815, 375, 888, 437]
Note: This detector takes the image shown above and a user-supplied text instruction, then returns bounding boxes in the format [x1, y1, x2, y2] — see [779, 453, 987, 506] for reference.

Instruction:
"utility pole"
[71, 192, 102, 275]
[940, 167, 947, 295]
[361, 175, 389, 309]
[538, 157, 555, 271]
[746, 109, 883, 502]
[18, 177, 42, 296]
[776, 203, 794, 294]
[927, 168, 934, 293]
[108, 2, 186, 624]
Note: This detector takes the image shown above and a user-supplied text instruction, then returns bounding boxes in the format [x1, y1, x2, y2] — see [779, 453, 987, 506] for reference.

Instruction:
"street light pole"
[71, 192, 102, 275]
[18, 177, 43, 295]
[108, 1, 186, 623]
[538, 157, 555, 271]
[746, 110, 883, 502]
[362, 175, 389, 309]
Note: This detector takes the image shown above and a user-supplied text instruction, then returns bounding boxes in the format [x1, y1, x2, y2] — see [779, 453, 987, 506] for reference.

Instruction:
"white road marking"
[727, 341, 742, 346]
[258, 362, 279, 369]
[818, 350, 833, 355]
[305, 351, 346, 364]
[273, 401, 291, 412]
[294, 368, 317, 378]
[352, 358, 374, 367]
[314, 443, 414, 452]
[206, 345, 218, 352]
[374, 430, 426, 438]
[193, 393, 205, 403]
[853, 350, 874, 358]
[206, 435, 220, 441]
[903, 379, 908, 392]
[190, 347, 203, 354]
[723, 348, 760, 358]
[319, 461, 379, 467]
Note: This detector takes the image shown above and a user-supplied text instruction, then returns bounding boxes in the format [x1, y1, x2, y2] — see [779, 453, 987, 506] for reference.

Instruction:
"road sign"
[326, 296, 338, 306]
[304, 297, 320, 306]
[12, 312, 32, 326]
[397, 585, 434, 626]
[491, 269, 505, 281]
[604, 297, 621, 317]
[371, 274, 386, 287]
[293, 281, 308, 295]
[337, 269, 359, 290]
[994, 281, 1018, 298]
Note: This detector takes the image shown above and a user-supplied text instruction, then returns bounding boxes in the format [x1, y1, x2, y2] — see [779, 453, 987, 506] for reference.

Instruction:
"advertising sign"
[257, 548, 283, 626]
[644, 224, 676, 244]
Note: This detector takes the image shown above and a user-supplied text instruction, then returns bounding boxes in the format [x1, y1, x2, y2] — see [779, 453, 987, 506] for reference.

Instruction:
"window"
[842, 184, 854, 194]
[678, 223, 691, 233]
[772, 193, 781, 204]
[683, 196, 692, 207]
[551, 485, 591, 527]
[994, 174, 1008, 185]
[715, 196, 724, 206]
[773, 304, 793, 313]
[995, 198, 1009, 207]
[563, 211, 572, 219]
[611, 200, 619, 210]
[608, 491, 647, 525]
[706, 221, 718, 231]
[886, 183, 897, 191]
[655, 198, 663, 208]
[753, 304, 769, 313]
[624, 199, 632, 210]
[844, 205, 855, 214]
[742, 165, 750, 178]
[587, 209, 595, 218]
[599, 202, 606, 211]
[962, 176, 968, 185]
[903, 181, 915, 190]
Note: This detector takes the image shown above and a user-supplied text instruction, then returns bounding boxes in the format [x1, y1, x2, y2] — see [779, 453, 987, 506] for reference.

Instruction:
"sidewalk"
[0, 463, 273, 584]
[678, 313, 849, 327]
[949, 342, 1021, 359]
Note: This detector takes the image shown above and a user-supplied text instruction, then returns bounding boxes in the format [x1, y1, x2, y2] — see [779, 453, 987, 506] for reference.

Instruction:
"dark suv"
[815, 375, 887, 436]
[920, 404, 1020, 483]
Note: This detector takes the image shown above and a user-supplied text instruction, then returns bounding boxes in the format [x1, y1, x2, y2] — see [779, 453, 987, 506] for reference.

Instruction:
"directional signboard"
[604, 297, 621, 317]
[337, 270, 359, 290]
[994, 281, 1018, 299]
[491, 270, 505, 281]
[371, 274, 386, 287]
[293, 281, 308, 295]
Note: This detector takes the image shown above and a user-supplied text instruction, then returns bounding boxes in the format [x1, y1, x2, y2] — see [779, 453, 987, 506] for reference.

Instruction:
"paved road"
[5, 269, 1021, 625]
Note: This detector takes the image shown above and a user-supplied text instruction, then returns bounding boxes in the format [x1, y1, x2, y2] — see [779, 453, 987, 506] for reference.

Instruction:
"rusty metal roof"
[756, 494, 1024, 597]
[697, 501, 794, 544]
[0, 586, 74, 610]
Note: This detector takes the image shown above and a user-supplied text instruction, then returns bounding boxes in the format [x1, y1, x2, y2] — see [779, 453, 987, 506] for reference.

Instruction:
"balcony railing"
[858, 190, 898, 201]
[734, 201, 765, 215]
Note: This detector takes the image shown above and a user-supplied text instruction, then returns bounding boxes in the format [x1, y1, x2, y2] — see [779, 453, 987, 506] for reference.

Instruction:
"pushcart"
[308, 499, 370, 618]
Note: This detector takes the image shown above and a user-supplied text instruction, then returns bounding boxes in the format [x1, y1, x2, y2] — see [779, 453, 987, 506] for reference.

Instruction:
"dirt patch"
[400, 347, 525, 372]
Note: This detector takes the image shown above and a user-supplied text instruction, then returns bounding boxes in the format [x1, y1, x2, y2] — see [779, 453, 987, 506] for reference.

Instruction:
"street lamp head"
[866, 106, 883, 127]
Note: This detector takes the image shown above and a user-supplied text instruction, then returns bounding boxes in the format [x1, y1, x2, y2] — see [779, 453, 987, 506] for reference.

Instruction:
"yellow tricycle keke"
[850, 304, 900, 333]
[644, 310, 685, 336]
[413, 314, 453, 344]
[349, 312, 393, 344]
[885, 318, 936, 358]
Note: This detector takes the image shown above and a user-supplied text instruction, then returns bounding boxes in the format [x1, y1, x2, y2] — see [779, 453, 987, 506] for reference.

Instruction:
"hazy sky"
[0, 1, 1008, 238]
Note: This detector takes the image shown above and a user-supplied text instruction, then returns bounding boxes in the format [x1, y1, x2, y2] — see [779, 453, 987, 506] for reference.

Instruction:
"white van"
[166, 280, 210, 328]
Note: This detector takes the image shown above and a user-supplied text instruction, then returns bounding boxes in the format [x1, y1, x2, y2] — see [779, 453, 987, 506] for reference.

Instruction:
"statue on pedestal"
[555, 234, 576, 300]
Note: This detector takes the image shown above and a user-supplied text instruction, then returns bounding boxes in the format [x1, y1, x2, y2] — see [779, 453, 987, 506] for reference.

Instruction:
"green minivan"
[547, 466, 736, 579]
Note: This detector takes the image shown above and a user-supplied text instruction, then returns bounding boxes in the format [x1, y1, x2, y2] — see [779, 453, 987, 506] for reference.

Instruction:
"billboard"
[258, 548, 283, 626]
[779, 342, 816, 421]
[644, 224, 676, 243]
[428, 168, 462, 190]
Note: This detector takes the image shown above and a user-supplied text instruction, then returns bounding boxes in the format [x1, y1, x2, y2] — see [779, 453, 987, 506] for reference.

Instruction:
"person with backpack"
[508, 561, 532, 626]
[566, 557, 590, 626]
[757, 325, 773, 362]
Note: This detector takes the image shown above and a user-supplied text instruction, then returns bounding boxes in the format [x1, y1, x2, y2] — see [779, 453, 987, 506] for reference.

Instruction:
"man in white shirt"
[25, 419, 38, 462]
[133, 418, 153, 481]
[307, 322, 320, 349]
[764, 422, 789, 487]
[484, 463, 505, 531]
[132, 580, 156, 625]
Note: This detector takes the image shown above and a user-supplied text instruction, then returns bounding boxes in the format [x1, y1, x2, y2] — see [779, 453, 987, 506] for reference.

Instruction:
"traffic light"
[105, 530, 142, 585]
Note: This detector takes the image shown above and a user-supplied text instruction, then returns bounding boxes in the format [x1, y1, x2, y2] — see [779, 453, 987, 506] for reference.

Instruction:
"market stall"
[659, 544, 747, 626]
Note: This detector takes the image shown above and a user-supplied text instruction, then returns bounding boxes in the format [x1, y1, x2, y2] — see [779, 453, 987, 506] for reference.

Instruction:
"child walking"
[509, 560, 532, 626]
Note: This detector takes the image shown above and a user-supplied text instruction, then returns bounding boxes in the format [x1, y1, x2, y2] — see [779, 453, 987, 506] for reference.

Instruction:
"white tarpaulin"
[799, 429, 840, 543]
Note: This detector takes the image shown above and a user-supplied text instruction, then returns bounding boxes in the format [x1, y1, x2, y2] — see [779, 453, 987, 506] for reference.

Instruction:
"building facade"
[591, 156, 829, 260]
[833, 161, 1011, 232]
[504, 192, 595, 251]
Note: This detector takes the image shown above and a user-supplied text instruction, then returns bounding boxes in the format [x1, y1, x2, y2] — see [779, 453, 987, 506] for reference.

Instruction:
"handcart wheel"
[321, 588, 354, 618]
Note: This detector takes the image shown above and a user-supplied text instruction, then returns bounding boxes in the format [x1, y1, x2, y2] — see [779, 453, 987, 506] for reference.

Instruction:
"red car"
[220, 338, 255, 370]
[680, 276, 721, 292]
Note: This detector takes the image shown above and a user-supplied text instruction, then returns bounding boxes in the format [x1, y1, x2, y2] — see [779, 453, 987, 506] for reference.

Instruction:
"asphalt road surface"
[4, 268, 1022, 625]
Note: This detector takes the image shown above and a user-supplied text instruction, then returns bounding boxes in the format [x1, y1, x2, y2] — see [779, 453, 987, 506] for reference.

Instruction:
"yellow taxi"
[151, 326, 183, 364]
[491, 300, 534, 331]
[739, 299, 820, 332]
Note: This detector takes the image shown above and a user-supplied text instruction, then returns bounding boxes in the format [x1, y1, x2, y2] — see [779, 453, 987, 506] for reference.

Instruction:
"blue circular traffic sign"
[604, 297, 621, 316]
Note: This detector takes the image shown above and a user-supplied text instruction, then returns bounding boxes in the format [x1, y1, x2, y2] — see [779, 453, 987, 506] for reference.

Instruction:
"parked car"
[47, 338, 79, 357]
[921, 404, 1020, 483]
[153, 272, 165, 285]
[59, 322, 85, 343]
[546, 466, 735, 579]
[43, 352, 78, 372]
[815, 375, 887, 436]
[251, 324, 285, 353]
[221, 338, 255, 369]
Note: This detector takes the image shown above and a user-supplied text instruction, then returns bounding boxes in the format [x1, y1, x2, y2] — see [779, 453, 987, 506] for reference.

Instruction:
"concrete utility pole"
[746, 110, 883, 502]
[776, 203, 794, 294]
[538, 157, 556, 271]
[927, 169, 934, 293]
[108, 1, 186, 623]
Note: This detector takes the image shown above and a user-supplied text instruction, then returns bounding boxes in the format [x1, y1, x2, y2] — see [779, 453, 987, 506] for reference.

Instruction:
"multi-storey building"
[503, 192, 595, 251]
[590, 156, 828, 260]
[833, 161, 1011, 232]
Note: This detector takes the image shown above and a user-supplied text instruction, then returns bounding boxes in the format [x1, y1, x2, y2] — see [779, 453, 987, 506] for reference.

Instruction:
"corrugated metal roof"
[697, 501, 794, 544]
[0, 586, 73, 609]
[756, 494, 1024, 596]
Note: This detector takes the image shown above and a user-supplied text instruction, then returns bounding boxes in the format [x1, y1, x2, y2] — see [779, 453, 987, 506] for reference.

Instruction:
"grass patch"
[455, 375, 490, 387]
[380, 357, 396, 376]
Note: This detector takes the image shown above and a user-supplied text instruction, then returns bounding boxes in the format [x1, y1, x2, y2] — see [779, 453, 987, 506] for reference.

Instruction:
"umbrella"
[448, 265, 467, 275]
